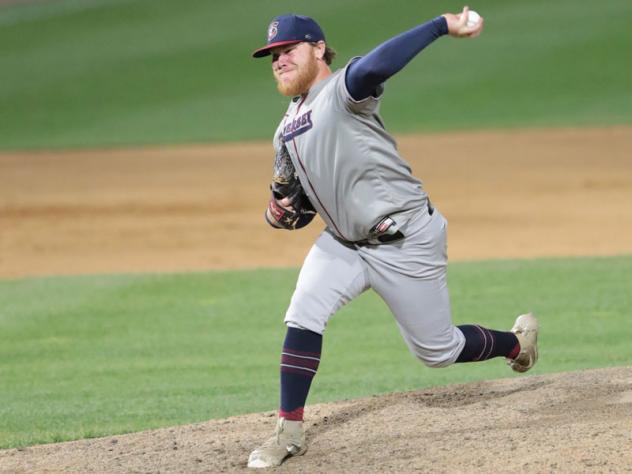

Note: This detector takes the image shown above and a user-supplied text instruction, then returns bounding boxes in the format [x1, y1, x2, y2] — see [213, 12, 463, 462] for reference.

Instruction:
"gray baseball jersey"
[273, 61, 428, 242]
[275, 62, 464, 367]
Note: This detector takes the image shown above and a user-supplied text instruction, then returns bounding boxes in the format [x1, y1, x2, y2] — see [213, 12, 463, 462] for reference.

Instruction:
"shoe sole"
[247, 444, 306, 468]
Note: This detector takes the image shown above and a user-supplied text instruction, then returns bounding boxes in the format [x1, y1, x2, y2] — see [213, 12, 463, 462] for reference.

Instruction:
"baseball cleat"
[247, 417, 306, 468]
[507, 312, 539, 373]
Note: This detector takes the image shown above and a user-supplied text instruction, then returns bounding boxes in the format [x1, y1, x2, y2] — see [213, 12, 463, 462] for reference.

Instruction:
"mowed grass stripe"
[1, 0, 631, 149]
[0, 255, 630, 448]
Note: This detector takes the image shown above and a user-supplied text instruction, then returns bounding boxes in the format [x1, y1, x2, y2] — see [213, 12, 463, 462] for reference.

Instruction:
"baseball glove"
[265, 143, 316, 230]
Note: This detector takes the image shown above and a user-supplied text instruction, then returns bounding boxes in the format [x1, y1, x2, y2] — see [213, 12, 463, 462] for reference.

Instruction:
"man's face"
[271, 42, 320, 97]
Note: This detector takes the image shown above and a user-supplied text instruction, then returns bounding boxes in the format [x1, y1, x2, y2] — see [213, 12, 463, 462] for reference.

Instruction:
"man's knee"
[414, 350, 457, 368]
[408, 333, 465, 368]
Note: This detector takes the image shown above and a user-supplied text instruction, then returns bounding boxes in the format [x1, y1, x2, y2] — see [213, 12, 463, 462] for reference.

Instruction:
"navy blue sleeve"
[345, 16, 448, 101]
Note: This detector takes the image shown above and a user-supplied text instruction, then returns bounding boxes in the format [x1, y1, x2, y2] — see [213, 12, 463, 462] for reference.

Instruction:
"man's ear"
[314, 41, 326, 60]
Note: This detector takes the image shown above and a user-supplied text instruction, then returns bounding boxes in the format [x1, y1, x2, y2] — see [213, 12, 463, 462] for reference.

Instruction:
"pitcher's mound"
[2, 366, 631, 473]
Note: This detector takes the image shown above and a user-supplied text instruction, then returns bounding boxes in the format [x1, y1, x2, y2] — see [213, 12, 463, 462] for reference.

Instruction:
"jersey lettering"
[282, 110, 313, 141]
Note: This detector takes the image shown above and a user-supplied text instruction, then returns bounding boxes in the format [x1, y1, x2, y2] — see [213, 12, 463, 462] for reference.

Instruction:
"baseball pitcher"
[249, 7, 539, 468]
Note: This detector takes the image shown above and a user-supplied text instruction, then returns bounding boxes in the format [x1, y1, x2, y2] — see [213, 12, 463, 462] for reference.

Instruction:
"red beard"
[274, 54, 319, 97]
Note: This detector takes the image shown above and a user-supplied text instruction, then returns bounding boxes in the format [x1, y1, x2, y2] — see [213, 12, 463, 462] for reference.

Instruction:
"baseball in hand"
[466, 10, 481, 27]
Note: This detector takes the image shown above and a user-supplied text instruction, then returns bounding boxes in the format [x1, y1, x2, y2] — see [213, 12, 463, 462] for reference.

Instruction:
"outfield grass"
[0, 256, 630, 449]
[1, 0, 631, 149]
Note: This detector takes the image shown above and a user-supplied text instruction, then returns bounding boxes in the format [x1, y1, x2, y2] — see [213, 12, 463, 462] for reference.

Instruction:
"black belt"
[336, 199, 434, 247]
[352, 230, 404, 246]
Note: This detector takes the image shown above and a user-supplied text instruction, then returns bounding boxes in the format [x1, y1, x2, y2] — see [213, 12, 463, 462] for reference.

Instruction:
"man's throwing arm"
[345, 6, 483, 101]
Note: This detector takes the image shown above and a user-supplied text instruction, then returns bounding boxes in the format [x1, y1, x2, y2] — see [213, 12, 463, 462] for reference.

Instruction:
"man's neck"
[303, 65, 332, 95]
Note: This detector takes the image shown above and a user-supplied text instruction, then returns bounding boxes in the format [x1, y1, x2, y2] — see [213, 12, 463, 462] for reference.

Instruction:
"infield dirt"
[2, 126, 632, 278]
[1, 127, 631, 472]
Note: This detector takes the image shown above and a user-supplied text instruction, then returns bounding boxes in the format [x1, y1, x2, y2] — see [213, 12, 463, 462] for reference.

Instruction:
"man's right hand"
[442, 6, 484, 38]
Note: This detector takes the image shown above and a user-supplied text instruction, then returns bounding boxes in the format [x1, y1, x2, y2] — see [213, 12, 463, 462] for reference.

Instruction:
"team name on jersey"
[282, 110, 313, 141]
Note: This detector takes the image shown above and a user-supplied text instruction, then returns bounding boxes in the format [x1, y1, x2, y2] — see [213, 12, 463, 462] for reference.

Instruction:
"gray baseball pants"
[285, 206, 465, 368]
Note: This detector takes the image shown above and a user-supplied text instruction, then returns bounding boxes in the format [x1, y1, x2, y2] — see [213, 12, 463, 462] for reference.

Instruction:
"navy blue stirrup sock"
[456, 325, 520, 363]
[279, 327, 322, 421]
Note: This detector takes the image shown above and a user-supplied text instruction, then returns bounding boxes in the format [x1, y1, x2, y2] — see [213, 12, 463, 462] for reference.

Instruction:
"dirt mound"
[2, 366, 630, 473]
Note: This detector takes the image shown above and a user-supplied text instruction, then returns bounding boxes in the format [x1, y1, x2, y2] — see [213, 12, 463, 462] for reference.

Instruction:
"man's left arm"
[264, 143, 316, 230]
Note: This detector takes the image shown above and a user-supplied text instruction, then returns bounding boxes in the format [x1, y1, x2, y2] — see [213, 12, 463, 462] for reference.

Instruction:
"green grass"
[1, 0, 631, 149]
[1, 256, 630, 448]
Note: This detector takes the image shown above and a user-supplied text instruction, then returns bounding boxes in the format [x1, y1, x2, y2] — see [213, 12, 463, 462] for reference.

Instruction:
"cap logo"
[267, 21, 279, 42]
